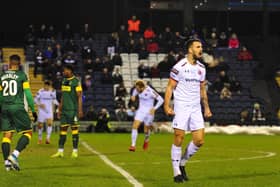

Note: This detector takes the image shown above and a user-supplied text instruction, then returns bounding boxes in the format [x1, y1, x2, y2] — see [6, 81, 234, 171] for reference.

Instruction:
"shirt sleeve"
[75, 79, 83, 92]
[132, 88, 138, 96]
[200, 68, 206, 82]
[170, 66, 180, 82]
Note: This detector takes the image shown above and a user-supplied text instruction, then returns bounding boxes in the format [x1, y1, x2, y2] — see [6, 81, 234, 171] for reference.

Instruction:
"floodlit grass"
[0, 132, 279, 187]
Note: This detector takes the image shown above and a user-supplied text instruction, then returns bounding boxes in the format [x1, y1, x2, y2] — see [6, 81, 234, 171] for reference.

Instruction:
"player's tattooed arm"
[200, 81, 212, 118]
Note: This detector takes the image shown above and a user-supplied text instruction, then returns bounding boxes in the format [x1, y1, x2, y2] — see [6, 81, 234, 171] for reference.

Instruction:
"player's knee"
[193, 139, 204, 147]
[2, 137, 11, 143]
[174, 134, 184, 146]
[23, 131, 32, 140]
[60, 126, 68, 135]
[71, 127, 79, 135]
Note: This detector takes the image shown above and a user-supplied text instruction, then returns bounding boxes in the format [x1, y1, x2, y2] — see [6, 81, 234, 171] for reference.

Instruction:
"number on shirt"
[2, 80, 17, 96]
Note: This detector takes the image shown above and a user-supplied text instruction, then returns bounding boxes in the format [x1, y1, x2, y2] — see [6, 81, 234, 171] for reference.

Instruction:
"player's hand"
[164, 105, 175, 116]
[39, 104, 45, 109]
[149, 108, 156, 115]
[204, 107, 212, 118]
[32, 112, 38, 122]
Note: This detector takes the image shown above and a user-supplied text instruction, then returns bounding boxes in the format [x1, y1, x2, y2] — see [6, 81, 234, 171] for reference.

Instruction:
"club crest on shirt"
[198, 70, 202, 75]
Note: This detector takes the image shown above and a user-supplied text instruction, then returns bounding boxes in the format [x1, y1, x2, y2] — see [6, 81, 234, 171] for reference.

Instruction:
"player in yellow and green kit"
[51, 65, 83, 158]
[0, 55, 37, 171]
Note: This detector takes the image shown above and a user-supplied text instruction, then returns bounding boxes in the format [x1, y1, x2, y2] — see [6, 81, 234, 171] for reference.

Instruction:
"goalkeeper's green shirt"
[61, 76, 82, 111]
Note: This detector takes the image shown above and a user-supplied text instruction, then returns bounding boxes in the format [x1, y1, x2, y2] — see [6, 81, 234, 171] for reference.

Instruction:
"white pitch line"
[117, 150, 277, 166]
[81, 141, 143, 187]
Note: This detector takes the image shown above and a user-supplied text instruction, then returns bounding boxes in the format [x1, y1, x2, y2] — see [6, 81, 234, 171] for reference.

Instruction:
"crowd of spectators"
[22, 17, 264, 125]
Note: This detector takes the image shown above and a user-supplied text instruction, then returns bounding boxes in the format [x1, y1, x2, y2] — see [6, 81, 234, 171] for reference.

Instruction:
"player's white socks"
[131, 129, 138, 147]
[12, 150, 20, 158]
[47, 126, 52, 140]
[144, 130, 150, 142]
[171, 144, 182, 176]
[73, 149, 78, 153]
[38, 128, 43, 140]
[58, 148, 64, 153]
[180, 141, 200, 166]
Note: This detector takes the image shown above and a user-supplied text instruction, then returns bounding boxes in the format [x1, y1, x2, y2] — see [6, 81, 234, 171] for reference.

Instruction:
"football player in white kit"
[34, 80, 59, 144]
[164, 39, 212, 183]
[129, 80, 164, 152]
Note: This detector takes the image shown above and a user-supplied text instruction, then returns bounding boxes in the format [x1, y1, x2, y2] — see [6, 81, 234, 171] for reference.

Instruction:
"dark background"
[1, 0, 280, 40]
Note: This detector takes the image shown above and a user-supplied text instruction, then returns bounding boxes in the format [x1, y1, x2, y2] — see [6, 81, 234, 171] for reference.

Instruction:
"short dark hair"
[9, 54, 21, 62]
[44, 80, 51, 85]
[63, 64, 74, 72]
[185, 38, 201, 51]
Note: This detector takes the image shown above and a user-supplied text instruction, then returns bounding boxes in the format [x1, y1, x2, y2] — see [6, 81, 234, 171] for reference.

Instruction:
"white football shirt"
[132, 86, 162, 111]
[35, 88, 59, 114]
[170, 58, 206, 105]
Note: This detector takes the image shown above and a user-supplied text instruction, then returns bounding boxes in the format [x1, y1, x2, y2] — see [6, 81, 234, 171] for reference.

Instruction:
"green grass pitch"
[0, 132, 279, 187]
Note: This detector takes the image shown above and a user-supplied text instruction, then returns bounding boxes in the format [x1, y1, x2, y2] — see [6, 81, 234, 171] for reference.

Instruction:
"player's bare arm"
[164, 78, 177, 116]
[57, 97, 63, 119]
[77, 90, 83, 118]
[200, 81, 212, 118]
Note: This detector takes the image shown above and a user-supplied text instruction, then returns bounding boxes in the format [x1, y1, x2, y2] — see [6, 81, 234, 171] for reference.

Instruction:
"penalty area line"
[81, 141, 143, 187]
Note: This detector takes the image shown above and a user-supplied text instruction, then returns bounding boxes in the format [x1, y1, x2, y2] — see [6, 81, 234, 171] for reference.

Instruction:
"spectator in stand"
[136, 38, 148, 60]
[63, 23, 73, 40]
[81, 24, 93, 40]
[150, 63, 160, 78]
[207, 32, 218, 48]
[115, 82, 128, 98]
[47, 25, 56, 40]
[228, 33, 240, 49]
[230, 76, 242, 94]
[237, 46, 253, 61]
[158, 56, 171, 77]
[173, 31, 185, 53]
[63, 54, 77, 66]
[52, 43, 64, 60]
[114, 96, 126, 110]
[106, 32, 119, 57]
[34, 49, 45, 78]
[160, 26, 174, 53]
[111, 53, 123, 66]
[84, 59, 94, 74]
[176, 50, 185, 62]
[210, 77, 224, 94]
[85, 105, 97, 121]
[125, 38, 138, 53]
[93, 57, 104, 72]
[218, 32, 228, 47]
[43, 45, 53, 60]
[64, 39, 79, 53]
[127, 15, 141, 33]
[82, 74, 93, 91]
[147, 38, 159, 53]
[95, 108, 111, 132]
[182, 25, 191, 39]
[101, 68, 113, 84]
[252, 102, 266, 125]
[81, 45, 96, 61]
[144, 26, 156, 40]
[138, 62, 150, 78]
[240, 108, 250, 126]
[115, 105, 128, 121]
[220, 83, 232, 100]
[102, 55, 114, 72]
[38, 24, 47, 39]
[118, 24, 128, 52]
[112, 67, 123, 85]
